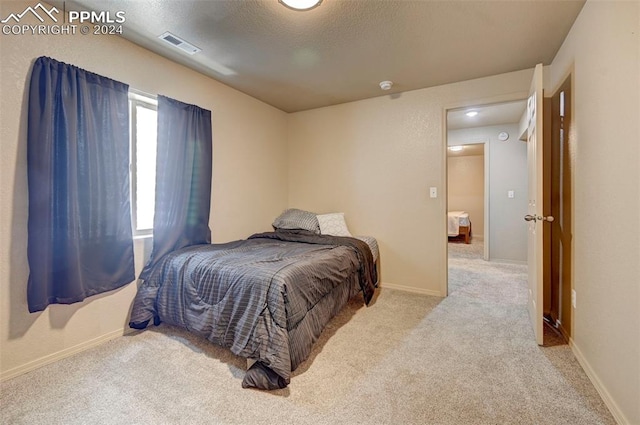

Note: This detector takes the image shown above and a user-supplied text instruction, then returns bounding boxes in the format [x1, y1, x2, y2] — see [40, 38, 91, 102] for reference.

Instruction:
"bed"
[128, 228, 378, 390]
[448, 211, 472, 244]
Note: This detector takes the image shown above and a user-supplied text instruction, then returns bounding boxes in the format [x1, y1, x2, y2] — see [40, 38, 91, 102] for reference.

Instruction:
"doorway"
[445, 75, 575, 345]
[447, 142, 485, 246]
[445, 100, 529, 296]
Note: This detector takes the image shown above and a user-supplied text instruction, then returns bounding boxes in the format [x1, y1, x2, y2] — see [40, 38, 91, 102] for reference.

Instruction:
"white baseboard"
[380, 282, 443, 297]
[1, 328, 131, 382]
[570, 338, 629, 425]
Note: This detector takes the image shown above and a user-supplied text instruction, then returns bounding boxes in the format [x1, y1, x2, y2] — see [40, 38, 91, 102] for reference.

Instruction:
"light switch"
[508, 190, 515, 198]
[430, 187, 437, 198]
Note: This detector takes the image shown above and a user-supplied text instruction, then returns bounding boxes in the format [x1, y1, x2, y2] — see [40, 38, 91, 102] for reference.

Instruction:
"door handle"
[524, 215, 555, 222]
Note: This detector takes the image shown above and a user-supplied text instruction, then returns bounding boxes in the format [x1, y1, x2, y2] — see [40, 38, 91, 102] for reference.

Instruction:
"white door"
[526, 64, 545, 345]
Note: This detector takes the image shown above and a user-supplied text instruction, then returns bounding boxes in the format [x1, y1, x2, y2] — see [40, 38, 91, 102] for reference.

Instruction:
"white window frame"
[129, 90, 158, 237]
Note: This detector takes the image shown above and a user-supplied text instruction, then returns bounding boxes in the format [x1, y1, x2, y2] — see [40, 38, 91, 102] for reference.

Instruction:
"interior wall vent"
[158, 31, 201, 55]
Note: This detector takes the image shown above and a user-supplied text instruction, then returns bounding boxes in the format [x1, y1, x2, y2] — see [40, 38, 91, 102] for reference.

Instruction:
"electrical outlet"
[508, 190, 515, 198]
[571, 289, 577, 309]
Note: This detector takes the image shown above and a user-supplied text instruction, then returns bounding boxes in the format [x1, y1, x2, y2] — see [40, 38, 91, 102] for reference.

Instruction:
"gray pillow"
[272, 208, 320, 234]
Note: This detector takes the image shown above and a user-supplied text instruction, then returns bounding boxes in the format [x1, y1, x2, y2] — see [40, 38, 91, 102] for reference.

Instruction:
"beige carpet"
[1, 240, 615, 424]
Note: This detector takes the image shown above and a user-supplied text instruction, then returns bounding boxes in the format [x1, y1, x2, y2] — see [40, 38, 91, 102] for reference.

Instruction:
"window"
[129, 91, 157, 236]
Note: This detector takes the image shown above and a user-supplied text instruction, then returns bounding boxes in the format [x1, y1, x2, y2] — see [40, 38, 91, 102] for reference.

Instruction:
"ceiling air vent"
[158, 31, 201, 55]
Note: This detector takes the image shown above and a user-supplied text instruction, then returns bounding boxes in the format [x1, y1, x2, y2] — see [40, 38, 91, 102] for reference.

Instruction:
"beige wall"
[0, 1, 288, 378]
[548, 1, 640, 423]
[447, 154, 484, 238]
[288, 70, 532, 294]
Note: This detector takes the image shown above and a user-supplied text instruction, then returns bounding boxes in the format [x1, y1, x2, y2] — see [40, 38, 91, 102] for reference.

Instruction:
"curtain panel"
[27, 56, 135, 312]
[139, 96, 212, 280]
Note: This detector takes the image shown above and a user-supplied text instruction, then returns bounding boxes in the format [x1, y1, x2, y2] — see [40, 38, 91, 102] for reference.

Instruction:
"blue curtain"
[27, 56, 135, 313]
[139, 96, 212, 280]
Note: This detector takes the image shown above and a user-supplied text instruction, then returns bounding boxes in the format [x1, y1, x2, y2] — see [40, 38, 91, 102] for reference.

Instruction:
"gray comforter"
[129, 230, 377, 389]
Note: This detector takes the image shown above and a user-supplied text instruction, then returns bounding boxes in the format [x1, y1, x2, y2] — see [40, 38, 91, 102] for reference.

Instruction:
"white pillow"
[316, 213, 352, 237]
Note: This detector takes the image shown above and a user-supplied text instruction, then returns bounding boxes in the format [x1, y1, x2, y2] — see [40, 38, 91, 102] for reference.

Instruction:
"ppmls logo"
[1, 2, 59, 24]
[2, 2, 126, 36]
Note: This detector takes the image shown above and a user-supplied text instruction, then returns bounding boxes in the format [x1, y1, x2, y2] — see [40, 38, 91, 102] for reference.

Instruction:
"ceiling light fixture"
[449, 146, 464, 152]
[465, 111, 478, 117]
[279, 0, 322, 11]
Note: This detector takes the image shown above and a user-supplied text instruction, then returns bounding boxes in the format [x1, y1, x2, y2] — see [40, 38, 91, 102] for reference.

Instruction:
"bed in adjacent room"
[129, 209, 378, 390]
[448, 211, 472, 244]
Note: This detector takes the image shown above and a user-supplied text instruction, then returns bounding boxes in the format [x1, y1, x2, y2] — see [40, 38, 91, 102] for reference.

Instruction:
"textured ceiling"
[58, 0, 585, 113]
[447, 100, 527, 130]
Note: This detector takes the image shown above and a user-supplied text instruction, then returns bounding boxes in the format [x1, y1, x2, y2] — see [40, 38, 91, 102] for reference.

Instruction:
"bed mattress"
[355, 235, 379, 262]
[448, 211, 470, 236]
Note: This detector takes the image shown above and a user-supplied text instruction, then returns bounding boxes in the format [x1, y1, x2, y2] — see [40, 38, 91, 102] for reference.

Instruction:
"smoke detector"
[379, 80, 393, 90]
